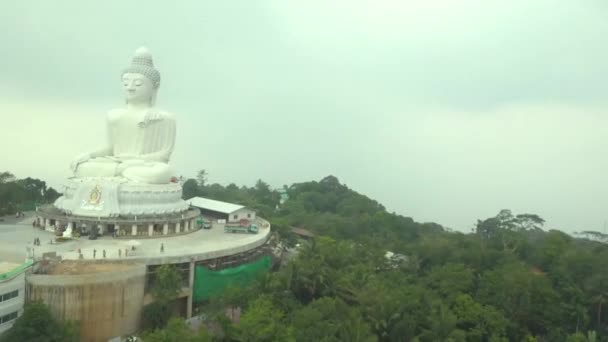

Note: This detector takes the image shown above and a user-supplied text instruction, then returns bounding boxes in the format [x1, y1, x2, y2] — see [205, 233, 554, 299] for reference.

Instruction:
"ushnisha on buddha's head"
[122, 46, 161, 106]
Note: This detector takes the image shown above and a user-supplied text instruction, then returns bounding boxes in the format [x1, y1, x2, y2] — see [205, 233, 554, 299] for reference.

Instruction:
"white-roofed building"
[0, 260, 32, 335]
[187, 197, 256, 223]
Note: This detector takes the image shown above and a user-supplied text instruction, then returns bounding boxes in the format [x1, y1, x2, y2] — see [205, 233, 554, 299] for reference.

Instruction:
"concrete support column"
[183, 220, 188, 232]
[132, 224, 138, 236]
[98, 224, 104, 235]
[176, 222, 181, 234]
[67, 222, 73, 229]
[191, 219, 196, 230]
[148, 223, 154, 236]
[187, 259, 195, 318]
[41, 218, 46, 228]
[163, 223, 169, 235]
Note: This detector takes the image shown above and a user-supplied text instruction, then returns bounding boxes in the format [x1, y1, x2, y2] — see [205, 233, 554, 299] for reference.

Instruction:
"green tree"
[357, 278, 425, 340]
[450, 294, 508, 341]
[152, 264, 182, 303]
[0, 173, 60, 214]
[566, 331, 597, 342]
[514, 213, 545, 231]
[143, 264, 183, 329]
[196, 169, 208, 187]
[270, 218, 297, 248]
[0, 171, 15, 184]
[143, 302, 172, 331]
[236, 296, 294, 342]
[475, 210, 538, 253]
[1, 300, 79, 342]
[415, 302, 461, 342]
[423, 263, 474, 302]
[476, 262, 565, 340]
[44, 187, 61, 203]
[291, 297, 375, 342]
[586, 275, 608, 332]
[182, 178, 199, 200]
[18, 177, 47, 202]
[142, 317, 212, 342]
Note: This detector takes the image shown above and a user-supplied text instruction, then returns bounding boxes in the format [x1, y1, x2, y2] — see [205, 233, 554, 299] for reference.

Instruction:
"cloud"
[0, 1, 607, 233]
[359, 103, 608, 232]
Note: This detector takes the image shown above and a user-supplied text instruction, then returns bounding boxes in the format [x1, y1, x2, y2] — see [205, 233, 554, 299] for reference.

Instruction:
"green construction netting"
[193, 255, 271, 302]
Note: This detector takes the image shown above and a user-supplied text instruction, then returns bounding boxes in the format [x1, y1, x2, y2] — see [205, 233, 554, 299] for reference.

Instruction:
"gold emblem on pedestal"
[88, 185, 102, 205]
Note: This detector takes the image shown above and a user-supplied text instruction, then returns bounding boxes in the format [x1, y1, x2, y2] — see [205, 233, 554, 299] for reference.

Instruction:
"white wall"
[0, 272, 26, 335]
[228, 208, 256, 223]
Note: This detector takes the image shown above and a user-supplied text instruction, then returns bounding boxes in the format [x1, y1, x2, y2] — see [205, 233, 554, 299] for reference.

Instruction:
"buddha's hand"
[116, 159, 146, 174]
[70, 153, 91, 172]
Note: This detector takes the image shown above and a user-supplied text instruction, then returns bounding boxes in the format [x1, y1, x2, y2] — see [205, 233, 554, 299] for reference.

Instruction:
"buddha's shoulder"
[107, 108, 127, 121]
[153, 109, 176, 121]
[106, 108, 175, 121]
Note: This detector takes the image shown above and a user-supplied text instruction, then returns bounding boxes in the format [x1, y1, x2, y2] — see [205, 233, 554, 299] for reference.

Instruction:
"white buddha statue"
[71, 47, 175, 184]
[55, 47, 188, 218]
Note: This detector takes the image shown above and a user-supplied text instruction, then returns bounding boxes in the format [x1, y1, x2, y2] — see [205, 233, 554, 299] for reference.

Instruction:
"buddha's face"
[122, 73, 154, 104]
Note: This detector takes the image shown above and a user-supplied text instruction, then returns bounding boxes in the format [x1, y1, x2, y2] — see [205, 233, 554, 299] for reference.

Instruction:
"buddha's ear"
[149, 89, 158, 106]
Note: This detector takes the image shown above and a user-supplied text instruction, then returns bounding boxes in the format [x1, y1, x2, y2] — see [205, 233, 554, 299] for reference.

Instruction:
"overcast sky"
[1, 0, 608, 233]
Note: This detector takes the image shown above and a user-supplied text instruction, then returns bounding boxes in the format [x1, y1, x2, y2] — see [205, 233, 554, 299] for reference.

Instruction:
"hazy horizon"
[2, 1, 608, 233]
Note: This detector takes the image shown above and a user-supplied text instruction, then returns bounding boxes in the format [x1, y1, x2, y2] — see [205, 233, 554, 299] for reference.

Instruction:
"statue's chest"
[111, 113, 145, 134]
[110, 113, 149, 148]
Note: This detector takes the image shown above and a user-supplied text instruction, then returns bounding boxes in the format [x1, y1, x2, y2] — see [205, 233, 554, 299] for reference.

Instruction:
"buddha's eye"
[134, 79, 143, 87]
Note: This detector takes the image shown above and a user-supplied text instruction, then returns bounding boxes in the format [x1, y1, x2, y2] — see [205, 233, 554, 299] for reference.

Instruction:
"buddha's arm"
[70, 146, 113, 172]
[82, 123, 114, 159]
[87, 114, 116, 158]
[89, 146, 113, 158]
[137, 149, 171, 162]
[70, 118, 115, 171]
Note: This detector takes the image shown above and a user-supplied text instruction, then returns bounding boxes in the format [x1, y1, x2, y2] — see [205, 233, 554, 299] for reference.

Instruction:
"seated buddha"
[70, 47, 176, 184]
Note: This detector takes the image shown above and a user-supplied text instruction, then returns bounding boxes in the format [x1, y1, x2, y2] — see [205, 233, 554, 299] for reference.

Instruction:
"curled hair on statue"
[122, 47, 161, 105]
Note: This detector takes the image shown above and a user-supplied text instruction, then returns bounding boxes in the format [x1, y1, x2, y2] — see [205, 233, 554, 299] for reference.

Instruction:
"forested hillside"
[177, 173, 608, 341]
[3, 170, 606, 341]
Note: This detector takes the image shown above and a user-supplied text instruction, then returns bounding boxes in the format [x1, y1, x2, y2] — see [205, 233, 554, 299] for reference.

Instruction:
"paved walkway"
[0, 213, 270, 265]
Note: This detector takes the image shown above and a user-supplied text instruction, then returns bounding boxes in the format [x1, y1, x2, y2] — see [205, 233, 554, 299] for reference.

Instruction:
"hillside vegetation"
[3, 171, 606, 341]
[179, 173, 608, 342]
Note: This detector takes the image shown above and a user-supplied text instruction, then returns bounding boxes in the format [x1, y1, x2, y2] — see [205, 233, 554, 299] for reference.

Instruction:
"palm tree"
[592, 291, 606, 331]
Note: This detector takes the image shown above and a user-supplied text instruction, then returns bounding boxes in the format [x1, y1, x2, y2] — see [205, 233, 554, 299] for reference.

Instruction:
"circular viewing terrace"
[36, 205, 201, 238]
[0, 214, 271, 266]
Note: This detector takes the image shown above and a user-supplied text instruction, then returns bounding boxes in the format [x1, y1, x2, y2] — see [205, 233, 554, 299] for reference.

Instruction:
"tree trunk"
[598, 301, 603, 330]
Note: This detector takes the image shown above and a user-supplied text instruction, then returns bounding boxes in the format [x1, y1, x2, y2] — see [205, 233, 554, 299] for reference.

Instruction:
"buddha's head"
[122, 47, 161, 106]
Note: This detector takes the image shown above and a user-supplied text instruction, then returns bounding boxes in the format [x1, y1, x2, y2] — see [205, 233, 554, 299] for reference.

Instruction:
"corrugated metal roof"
[187, 197, 246, 214]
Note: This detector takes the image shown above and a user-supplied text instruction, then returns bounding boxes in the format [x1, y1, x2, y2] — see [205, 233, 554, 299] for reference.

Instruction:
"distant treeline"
[0, 171, 60, 216]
